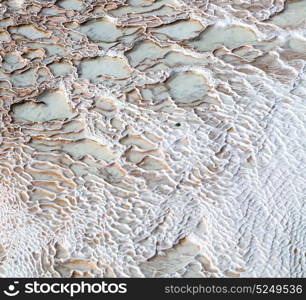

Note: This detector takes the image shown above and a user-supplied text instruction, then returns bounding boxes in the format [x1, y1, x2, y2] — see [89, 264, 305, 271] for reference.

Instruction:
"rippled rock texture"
[0, 0, 305, 278]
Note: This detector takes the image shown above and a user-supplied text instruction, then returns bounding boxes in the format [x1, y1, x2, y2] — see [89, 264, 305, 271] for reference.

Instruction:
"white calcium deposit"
[0, 0, 305, 278]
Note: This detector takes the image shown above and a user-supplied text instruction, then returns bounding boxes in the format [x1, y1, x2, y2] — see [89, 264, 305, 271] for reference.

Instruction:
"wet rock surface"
[0, 0, 305, 277]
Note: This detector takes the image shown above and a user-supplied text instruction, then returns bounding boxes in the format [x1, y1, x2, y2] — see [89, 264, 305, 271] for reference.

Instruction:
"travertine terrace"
[0, 0, 305, 277]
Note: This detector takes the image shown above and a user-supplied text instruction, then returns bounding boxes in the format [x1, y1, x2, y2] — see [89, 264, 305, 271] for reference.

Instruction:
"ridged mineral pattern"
[0, 0, 305, 278]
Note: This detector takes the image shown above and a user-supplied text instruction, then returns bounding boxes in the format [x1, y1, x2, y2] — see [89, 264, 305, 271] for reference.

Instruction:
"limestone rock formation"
[0, 0, 305, 277]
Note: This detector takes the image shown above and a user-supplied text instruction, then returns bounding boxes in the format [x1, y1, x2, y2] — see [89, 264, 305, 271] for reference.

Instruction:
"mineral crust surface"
[0, 0, 305, 277]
